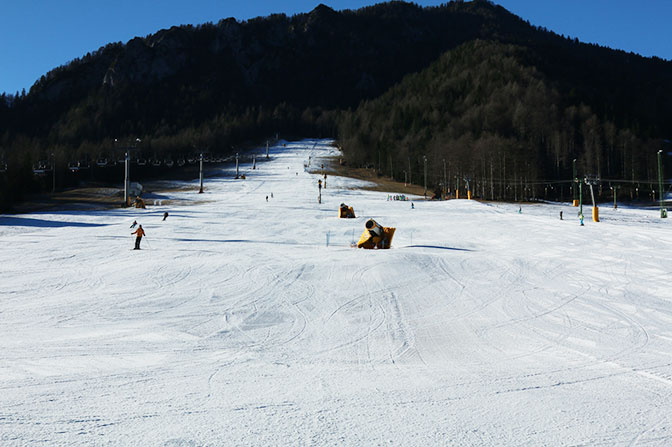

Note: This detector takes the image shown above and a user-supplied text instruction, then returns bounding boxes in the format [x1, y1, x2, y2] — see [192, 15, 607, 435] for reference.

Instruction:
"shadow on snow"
[0, 216, 109, 228]
[402, 245, 474, 252]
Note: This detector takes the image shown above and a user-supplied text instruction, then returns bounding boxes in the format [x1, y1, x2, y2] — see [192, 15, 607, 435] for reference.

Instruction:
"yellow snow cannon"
[338, 203, 356, 218]
[134, 196, 146, 209]
[357, 219, 396, 249]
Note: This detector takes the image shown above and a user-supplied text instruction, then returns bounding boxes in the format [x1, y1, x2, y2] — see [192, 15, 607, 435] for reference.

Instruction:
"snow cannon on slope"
[134, 196, 146, 209]
[357, 219, 396, 249]
[338, 203, 356, 218]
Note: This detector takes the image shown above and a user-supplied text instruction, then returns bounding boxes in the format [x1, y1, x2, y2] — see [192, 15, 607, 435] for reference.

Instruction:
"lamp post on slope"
[443, 159, 447, 199]
[658, 150, 667, 218]
[610, 184, 620, 209]
[51, 152, 56, 193]
[124, 150, 130, 206]
[423, 156, 427, 198]
[572, 158, 578, 206]
[199, 153, 204, 194]
[122, 138, 140, 207]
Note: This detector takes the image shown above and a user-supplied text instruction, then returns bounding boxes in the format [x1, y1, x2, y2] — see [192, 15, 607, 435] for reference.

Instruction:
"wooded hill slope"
[338, 39, 671, 202]
[1, 0, 671, 209]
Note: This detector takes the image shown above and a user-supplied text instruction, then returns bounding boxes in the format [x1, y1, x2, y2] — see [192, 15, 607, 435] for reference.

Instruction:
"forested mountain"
[338, 39, 671, 202]
[1, 0, 671, 210]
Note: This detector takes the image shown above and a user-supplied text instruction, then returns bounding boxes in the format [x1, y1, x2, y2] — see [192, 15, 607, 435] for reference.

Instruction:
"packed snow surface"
[1, 140, 672, 446]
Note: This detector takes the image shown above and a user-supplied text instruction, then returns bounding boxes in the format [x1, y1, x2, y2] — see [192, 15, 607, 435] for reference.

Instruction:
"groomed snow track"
[1, 139, 672, 446]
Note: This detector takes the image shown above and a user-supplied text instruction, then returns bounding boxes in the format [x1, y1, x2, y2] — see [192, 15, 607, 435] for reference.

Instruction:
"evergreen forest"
[1, 0, 671, 210]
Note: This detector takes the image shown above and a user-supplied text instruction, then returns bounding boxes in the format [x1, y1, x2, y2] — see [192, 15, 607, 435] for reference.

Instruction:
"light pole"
[442, 159, 447, 199]
[124, 151, 130, 206]
[122, 138, 140, 207]
[266, 140, 270, 159]
[51, 152, 56, 193]
[199, 153, 204, 193]
[235, 153, 239, 179]
[572, 158, 578, 206]
[658, 150, 667, 218]
[408, 157, 412, 185]
[610, 184, 620, 209]
[579, 180, 583, 222]
[423, 156, 427, 198]
[489, 159, 494, 200]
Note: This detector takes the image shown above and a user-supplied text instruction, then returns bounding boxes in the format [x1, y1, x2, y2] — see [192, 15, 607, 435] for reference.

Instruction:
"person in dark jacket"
[162, 212, 169, 221]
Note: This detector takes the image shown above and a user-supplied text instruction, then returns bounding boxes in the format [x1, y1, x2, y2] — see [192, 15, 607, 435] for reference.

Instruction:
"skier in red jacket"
[132, 225, 146, 250]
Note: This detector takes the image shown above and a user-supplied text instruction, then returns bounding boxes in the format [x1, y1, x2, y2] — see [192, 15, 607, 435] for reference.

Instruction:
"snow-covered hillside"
[1, 140, 671, 446]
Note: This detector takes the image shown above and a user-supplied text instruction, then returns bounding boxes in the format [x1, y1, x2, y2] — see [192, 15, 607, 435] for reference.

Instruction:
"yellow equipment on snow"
[134, 196, 146, 209]
[357, 219, 396, 249]
[338, 203, 356, 218]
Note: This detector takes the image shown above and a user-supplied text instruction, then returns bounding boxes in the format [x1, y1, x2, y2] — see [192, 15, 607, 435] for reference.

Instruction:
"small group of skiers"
[129, 212, 169, 250]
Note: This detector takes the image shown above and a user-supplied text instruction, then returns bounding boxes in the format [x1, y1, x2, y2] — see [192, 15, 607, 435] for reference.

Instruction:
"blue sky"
[1, 0, 670, 95]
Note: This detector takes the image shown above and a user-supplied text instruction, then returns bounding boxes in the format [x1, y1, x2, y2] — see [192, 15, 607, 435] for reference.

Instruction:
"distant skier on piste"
[130, 220, 138, 229]
[162, 212, 169, 221]
[132, 225, 146, 250]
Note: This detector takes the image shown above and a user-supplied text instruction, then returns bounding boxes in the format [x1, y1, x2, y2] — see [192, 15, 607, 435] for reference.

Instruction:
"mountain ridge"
[1, 0, 671, 210]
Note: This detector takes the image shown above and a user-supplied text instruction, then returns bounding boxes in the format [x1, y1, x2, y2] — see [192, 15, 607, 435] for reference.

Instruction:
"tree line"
[337, 40, 670, 203]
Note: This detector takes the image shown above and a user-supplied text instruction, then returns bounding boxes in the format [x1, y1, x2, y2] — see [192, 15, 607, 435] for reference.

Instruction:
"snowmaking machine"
[357, 219, 395, 249]
[338, 203, 356, 218]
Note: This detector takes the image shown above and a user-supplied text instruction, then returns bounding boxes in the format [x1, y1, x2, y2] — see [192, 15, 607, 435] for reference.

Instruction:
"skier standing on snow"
[130, 220, 138, 229]
[132, 225, 146, 250]
[162, 212, 169, 221]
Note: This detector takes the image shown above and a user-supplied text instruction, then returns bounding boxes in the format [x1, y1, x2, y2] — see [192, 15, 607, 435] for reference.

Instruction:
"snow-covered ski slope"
[1, 139, 672, 446]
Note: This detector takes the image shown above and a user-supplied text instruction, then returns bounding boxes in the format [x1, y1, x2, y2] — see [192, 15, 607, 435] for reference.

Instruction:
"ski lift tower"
[584, 175, 600, 222]
[464, 176, 472, 200]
